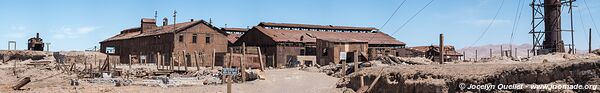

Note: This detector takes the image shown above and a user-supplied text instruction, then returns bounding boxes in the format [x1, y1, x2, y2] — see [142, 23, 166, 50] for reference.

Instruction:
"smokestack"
[36, 33, 39, 38]
[542, 0, 565, 53]
[190, 19, 194, 22]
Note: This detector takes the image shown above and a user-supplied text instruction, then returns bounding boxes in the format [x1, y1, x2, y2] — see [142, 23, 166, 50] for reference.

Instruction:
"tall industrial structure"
[530, 0, 575, 55]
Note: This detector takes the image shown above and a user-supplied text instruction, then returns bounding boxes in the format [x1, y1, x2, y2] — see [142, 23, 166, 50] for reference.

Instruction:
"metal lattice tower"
[529, 0, 575, 55]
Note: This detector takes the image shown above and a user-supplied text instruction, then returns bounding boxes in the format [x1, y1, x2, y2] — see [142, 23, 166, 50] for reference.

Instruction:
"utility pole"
[590, 28, 593, 53]
[439, 34, 444, 64]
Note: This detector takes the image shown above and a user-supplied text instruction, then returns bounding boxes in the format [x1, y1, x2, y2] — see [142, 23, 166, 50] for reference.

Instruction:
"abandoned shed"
[316, 38, 368, 66]
[100, 18, 228, 67]
[234, 22, 405, 68]
[403, 45, 463, 62]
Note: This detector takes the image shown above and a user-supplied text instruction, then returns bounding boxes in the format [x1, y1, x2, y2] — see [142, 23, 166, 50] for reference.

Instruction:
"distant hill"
[457, 44, 589, 59]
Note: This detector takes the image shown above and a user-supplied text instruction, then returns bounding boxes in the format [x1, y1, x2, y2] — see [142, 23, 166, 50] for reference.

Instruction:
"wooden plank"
[12, 77, 31, 90]
[365, 75, 382, 92]
[257, 47, 265, 71]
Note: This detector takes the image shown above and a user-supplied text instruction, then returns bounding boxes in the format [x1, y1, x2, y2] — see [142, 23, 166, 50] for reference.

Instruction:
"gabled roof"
[258, 22, 378, 31]
[101, 20, 216, 42]
[251, 26, 405, 45]
[226, 34, 241, 44]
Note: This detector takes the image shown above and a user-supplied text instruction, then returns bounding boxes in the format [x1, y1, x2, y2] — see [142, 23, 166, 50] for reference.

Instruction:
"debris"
[12, 77, 31, 90]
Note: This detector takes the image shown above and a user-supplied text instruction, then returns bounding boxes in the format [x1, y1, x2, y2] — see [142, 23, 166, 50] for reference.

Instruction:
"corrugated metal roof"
[254, 26, 405, 45]
[258, 22, 378, 31]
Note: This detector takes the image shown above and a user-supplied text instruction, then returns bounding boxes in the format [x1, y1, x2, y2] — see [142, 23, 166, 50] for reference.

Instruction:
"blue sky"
[0, 0, 599, 51]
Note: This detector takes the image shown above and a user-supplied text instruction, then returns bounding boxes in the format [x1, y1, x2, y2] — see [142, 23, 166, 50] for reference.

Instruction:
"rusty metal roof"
[253, 26, 405, 45]
[101, 20, 208, 42]
[221, 28, 248, 32]
[258, 22, 378, 31]
[318, 37, 367, 43]
[226, 34, 241, 43]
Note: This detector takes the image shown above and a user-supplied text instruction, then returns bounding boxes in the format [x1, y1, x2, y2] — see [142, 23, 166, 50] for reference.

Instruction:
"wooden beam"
[12, 77, 31, 90]
[195, 51, 199, 71]
[258, 47, 265, 71]
[241, 42, 246, 82]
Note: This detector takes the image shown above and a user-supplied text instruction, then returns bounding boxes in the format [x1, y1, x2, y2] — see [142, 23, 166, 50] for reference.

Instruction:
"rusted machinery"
[27, 33, 44, 51]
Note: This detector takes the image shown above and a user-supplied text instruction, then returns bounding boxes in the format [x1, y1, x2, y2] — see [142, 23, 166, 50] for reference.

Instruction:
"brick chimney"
[140, 18, 157, 33]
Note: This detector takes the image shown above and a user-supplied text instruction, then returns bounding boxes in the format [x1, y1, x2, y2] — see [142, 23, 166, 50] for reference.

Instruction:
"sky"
[0, 0, 599, 51]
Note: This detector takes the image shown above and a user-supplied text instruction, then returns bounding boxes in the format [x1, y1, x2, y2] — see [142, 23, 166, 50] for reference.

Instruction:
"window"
[178, 34, 184, 42]
[322, 48, 328, 56]
[192, 34, 198, 43]
[205, 34, 211, 44]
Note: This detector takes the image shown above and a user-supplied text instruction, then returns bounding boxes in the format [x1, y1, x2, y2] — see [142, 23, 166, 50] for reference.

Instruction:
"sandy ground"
[1, 68, 341, 93]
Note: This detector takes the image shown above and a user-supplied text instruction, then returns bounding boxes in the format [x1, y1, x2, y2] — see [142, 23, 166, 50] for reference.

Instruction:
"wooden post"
[170, 53, 174, 70]
[489, 49, 492, 58]
[475, 50, 478, 62]
[226, 75, 232, 93]
[240, 43, 246, 82]
[258, 47, 265, 71]
[128, 54, 132, 69]
[229, 48, 233, 68]
[272, 55, 275, 68]
[341, 59, 346, 77]
[156, 52, 161, 70]
[212, 48, 216, 69]
[183, 51, 187, 71]
[462, 51, 466, 61]
[590, 28, 593, 53]
[500, 45, 503, 57]
[354, 50, 359, 73]
[513, 48, 519, 57]
[439, 34, 444, 63]
[195, 51, 199, 71]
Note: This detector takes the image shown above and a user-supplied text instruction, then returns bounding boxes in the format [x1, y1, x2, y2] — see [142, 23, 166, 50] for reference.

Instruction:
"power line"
[469, 0, 505, 47]
[583, 0, 600, 38]
[390, 0, 435, 36]
[379, 0, 407, 30]
[510, 0, 524, 46]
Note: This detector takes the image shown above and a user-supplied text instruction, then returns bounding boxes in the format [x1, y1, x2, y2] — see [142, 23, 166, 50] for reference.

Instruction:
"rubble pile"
[0, 50, 50, 61]
[338, 55, 600, 93]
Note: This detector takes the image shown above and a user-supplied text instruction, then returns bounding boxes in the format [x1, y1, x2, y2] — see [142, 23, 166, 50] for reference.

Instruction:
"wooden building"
[316, 38, 368, 65]
[403, 45, 463, 62]
[100, 18, 228, 67]
[234, 22, 405, 68]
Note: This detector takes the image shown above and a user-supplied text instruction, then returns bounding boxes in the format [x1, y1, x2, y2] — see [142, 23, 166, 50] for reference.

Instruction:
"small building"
[316, 38, 368, 66]
[404, 45, 463, 62]
[219, 28, 248, 46]
[234, 22, 405, 68]
[100, 18, 228, 66]
[27, 33, 44, 51]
